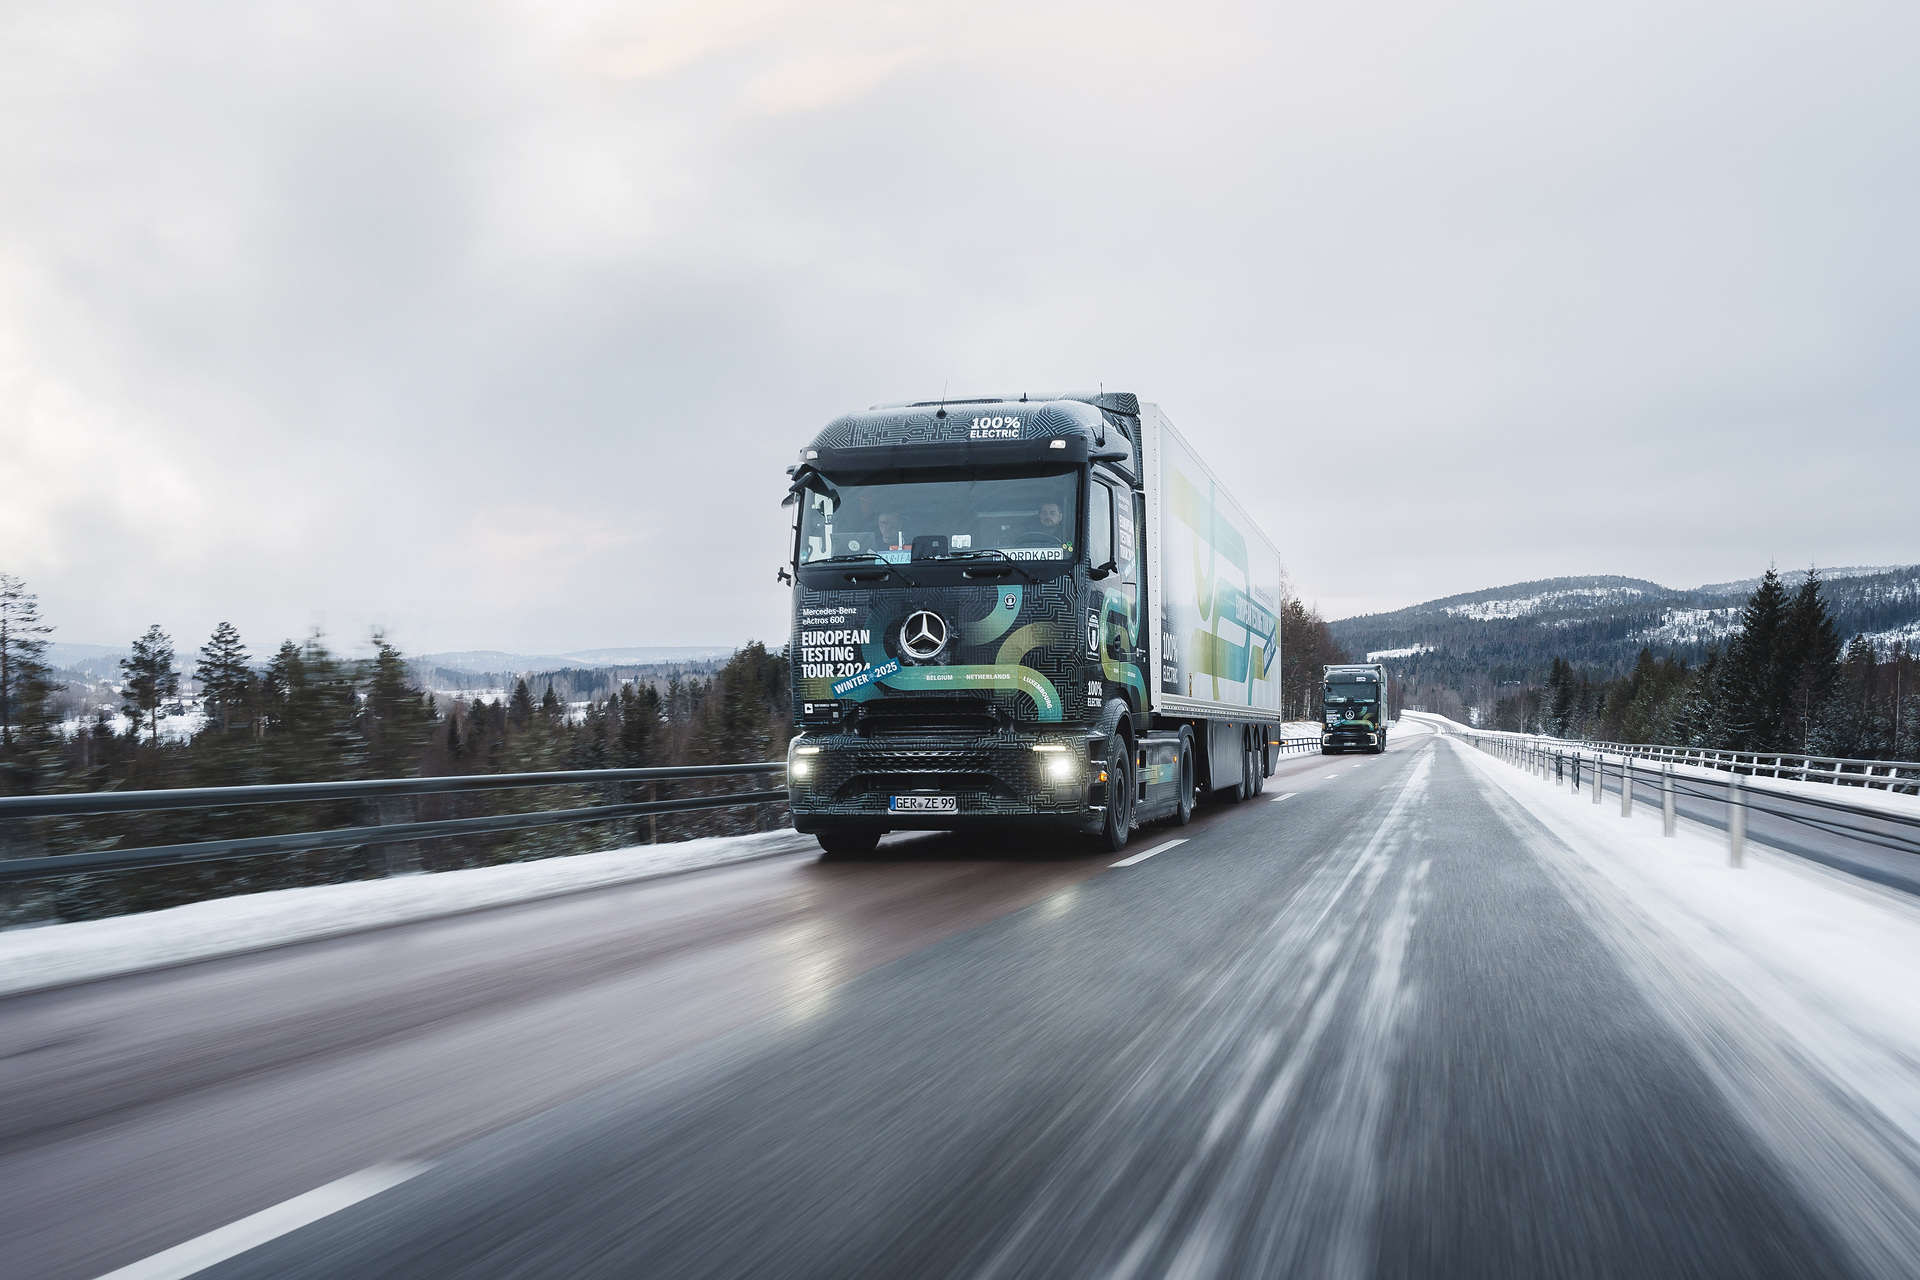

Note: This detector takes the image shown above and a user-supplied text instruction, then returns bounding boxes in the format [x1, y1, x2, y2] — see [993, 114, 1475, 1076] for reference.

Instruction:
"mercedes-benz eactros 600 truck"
[782, 392, 1283, 855]
[1321, 663, 1386, 753]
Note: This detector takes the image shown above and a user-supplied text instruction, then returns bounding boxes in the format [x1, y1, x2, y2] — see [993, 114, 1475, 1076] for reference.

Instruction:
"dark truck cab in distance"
[1321, 663, 1387, 754]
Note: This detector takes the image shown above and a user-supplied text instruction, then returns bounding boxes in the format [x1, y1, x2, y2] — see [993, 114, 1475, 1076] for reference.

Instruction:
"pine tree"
[120, 625, 180, 745]
[194, 621, 253, 734]
[1718, 568, 1789, 750]
[540, 683, 562, 721]
[508, 678, 535, 728]
[361, 634, 434, 776]
[0, 573, 55, 762]
[1545, 658, 1576, 737]
[1780, 571, 1842, 752]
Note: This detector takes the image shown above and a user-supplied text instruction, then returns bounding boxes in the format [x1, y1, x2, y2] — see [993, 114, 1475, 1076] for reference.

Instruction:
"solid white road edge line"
[1112, 838, 1188, 868]
[94, 1163, 431, 1280]
[1269, 792, 1297, 803]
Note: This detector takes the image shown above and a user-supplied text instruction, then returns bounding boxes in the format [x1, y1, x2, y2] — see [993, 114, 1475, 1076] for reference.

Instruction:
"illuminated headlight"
[1046, 756, 1075, 779]
[790, 744, 820, 779]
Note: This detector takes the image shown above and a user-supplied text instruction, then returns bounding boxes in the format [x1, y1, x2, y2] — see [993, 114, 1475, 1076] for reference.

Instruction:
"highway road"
[3, 717, 1898, 1278]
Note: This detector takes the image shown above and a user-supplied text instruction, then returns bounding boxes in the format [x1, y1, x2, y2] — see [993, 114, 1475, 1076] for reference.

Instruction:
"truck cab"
[1321, 664, 1386, 754]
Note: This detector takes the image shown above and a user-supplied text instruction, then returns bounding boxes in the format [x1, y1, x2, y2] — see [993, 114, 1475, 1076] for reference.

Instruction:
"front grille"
[835, 772, 1013, 800]
[855, 696, 1001, 737]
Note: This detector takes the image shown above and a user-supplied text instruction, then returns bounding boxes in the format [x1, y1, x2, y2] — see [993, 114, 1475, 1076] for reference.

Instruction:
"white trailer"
[1139, 404, 1284, 790]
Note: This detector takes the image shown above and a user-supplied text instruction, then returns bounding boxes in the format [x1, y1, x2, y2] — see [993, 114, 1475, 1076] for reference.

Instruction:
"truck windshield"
[1326, 683, 1378, 703]
[799, 468, 1079, 563]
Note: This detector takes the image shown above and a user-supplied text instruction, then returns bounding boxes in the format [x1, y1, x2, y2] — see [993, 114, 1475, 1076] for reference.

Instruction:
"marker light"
[1030, 743, 1068, 752]
[1048, 440, 1067, 449]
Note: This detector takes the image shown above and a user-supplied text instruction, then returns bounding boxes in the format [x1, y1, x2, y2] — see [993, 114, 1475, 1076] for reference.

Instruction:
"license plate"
[889, 795, 957, 813]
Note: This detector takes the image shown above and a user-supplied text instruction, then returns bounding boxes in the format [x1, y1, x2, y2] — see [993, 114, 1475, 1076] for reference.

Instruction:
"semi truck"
[781, 391, 1283, 855]
[1321, 663, 1386, 753]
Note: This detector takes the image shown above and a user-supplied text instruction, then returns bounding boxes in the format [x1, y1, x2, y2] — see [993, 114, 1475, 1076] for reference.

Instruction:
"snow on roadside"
[1453, 737, 1920, 1276]
[0, 830, 816, 998]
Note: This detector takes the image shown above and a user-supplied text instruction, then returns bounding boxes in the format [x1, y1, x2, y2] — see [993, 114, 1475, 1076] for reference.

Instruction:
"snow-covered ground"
[1454, 734, 1920, 1274]
[1365, 644, 1430, 661]
[0, 829, 814, 997]
[1633, 605, 1742, 646]
[56, 707, 206, 743]
[1441, 586, 1650, 620]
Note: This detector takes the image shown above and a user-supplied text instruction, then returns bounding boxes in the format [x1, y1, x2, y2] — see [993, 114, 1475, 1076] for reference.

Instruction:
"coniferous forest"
[1485, 569, 1920, 761]
[0, 574, 792, 924]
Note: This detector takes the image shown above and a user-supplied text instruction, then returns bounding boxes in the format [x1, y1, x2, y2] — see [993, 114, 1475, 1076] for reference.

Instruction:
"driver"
[1036, 498, 1067, 541]
[876, 512, 907, 552]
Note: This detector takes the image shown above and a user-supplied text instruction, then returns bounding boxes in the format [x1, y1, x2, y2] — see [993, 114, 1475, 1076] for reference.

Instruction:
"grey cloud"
[3, 0, 1917, 658]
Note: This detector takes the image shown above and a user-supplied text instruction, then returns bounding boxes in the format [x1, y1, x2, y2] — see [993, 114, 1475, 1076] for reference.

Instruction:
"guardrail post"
[1594, 753, 1605, 804]
[1727, 772, 1745, 867]
[1621, 758, 1633, 817]
[1662, 763, 1675, 837]
[378, 796, 420, 874]
[1572, 752, 1581, 795]
[1555, 753, 1564, 787]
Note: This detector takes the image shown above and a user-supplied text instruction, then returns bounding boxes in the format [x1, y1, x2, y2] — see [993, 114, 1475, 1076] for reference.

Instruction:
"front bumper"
[787, 734, 1104, 830]
[1322, 729, 1379, 749]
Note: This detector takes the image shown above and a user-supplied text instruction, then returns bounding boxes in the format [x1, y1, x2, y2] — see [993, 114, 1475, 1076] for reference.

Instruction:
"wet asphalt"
[186, 730, 1860, 1280]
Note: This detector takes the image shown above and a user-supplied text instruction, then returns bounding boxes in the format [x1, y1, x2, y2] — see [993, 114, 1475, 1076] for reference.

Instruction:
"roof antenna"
[936, 381, 949, 418]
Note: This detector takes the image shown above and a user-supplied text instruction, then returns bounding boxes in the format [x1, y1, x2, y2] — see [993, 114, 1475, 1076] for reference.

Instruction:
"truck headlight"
[790, 744, 819, 779]
[1046, 756, 1075, 779]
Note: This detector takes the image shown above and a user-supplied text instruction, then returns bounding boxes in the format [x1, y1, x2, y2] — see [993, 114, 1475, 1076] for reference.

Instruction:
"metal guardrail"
[1575, 740, 1920, 794]
[1273, 736, 1322, 757]
[0, 763, 787, 883]
[1435, 722, 1920, 869]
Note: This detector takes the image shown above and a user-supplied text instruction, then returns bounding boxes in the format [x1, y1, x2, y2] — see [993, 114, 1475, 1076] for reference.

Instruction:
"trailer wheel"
[1096, 738, 1134, 852]
[1250, 735, 1266, 795]
[1174, 731, 1196, 826]
[817, 830, 880, 859]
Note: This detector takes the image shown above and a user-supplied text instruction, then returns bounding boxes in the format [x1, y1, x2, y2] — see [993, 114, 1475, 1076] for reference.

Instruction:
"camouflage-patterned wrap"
[784, 396, 1147, 829]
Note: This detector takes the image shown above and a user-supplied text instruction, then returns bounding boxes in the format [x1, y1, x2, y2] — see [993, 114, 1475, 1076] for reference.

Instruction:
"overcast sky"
[4, 0, 1917, 656]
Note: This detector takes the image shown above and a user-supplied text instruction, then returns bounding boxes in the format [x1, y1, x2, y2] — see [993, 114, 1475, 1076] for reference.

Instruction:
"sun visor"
[804, 436, 1094, 477]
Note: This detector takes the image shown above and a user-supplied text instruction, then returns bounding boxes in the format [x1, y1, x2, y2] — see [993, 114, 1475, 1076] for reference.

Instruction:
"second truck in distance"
[1321, 663, 1387, 754]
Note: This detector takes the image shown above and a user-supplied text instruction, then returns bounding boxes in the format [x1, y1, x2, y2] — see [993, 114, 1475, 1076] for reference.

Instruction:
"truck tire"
[1174, 731, 1196, 826]
[1250, 735, 1265, 795]
[1096, 737, 1134, 852]
[817, 830, 880, 859]
[1219, 732, 1251, 804]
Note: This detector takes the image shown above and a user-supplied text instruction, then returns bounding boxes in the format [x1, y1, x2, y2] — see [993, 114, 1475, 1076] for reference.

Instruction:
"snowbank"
[0, 830, 816, 997]
[1455, 738, 1920, 1275]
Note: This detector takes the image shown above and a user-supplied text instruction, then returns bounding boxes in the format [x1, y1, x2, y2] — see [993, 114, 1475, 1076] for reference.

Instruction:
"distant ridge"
[414, 646, 736, 674]
[1328, 565, 1920, 696]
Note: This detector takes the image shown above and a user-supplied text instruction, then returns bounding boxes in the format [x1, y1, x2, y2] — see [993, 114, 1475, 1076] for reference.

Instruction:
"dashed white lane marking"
[94, 1163, 430, 1280]
[1269, 792, 1296, 803]
[1350, 763, 1365, 768]
[1324, 773, 1341, 779]
[1112, 838, 1188, 868]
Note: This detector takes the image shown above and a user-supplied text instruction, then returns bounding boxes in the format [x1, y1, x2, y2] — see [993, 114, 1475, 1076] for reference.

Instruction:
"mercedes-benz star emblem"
[899, 610, 949, 661]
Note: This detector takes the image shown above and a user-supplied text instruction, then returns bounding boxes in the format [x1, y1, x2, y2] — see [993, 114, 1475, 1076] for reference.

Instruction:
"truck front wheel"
[1174, 732, 1196, 826]
[1097, 738, 1134, 852]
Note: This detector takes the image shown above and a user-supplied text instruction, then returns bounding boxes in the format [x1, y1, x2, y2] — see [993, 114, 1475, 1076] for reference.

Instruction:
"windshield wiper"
[941, 548, 1040, 582]
[808, 552, 917, 584]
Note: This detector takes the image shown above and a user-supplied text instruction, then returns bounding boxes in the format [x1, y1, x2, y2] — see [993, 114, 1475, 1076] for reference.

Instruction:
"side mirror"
[776, 567, 793, 585]
[1089, 559, 1118, 580]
